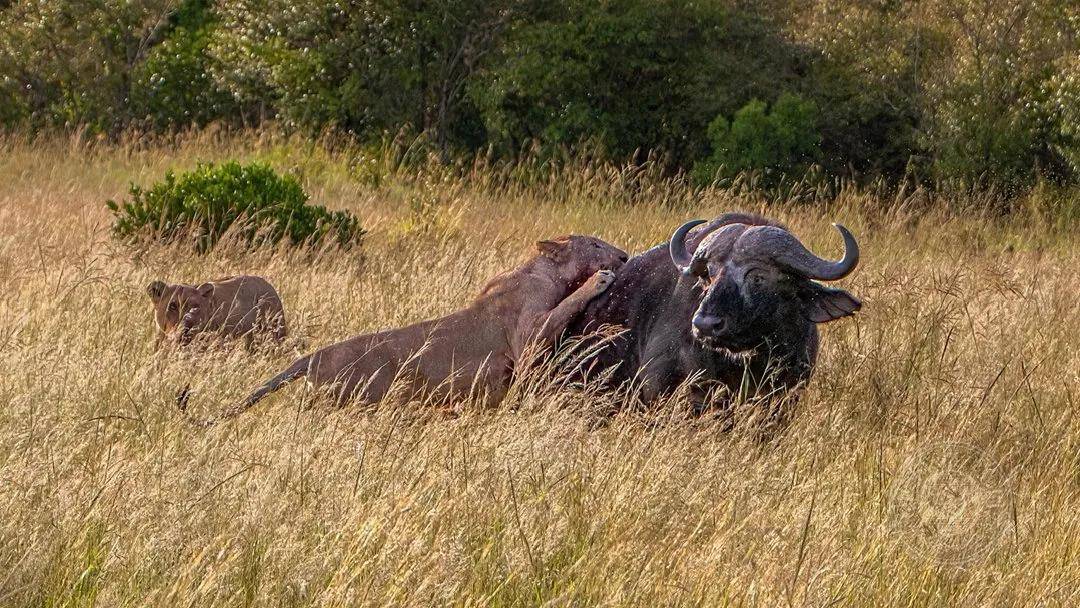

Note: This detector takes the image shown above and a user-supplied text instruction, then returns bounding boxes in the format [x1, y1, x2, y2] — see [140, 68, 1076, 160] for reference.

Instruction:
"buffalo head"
[669, 219, 861, 354]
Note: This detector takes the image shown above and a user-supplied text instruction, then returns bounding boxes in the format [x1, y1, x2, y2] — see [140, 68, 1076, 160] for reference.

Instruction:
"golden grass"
[0, 131, 1077, 606]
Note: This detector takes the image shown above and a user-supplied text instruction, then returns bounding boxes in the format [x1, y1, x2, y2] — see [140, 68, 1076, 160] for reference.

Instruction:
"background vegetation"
[1, 0, 1077, 197]
[107, 161, 365, 251]
[0, 131, 1077, 606]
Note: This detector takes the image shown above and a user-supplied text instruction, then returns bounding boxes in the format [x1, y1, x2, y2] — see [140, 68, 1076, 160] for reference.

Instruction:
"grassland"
[0, 131, 1077, 607]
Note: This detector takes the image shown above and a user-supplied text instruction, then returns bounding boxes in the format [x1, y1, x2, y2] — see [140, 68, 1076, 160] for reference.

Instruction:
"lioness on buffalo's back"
[147, 275, 287, 347]
[182, 235, 628, 423]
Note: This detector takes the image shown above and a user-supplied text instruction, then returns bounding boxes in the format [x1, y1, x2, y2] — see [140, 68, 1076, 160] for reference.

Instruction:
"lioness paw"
[591, 269, 616, 294]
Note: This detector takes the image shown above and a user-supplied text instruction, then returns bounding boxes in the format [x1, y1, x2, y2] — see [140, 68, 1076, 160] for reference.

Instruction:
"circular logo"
[886, 441, 1012, 567]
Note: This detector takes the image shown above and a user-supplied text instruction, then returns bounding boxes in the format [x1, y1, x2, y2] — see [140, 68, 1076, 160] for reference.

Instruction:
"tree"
[0, 0, 182, 131]
[210, 0, 522, 157]
[130, 0, 235, 129]
[925, 0, 1078, 190]
[470, 0, 807, 167]
[692, 93, 820, 187]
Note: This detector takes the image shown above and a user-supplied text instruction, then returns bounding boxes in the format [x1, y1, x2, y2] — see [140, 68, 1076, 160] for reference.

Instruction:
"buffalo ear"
[537, 238, 569, 261]
[147, 280, 166, 301]
[195, 282, 215, 298]
[804, 282, 861, 323]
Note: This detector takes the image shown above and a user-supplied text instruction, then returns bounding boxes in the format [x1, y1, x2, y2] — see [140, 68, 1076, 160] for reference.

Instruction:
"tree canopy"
[1, 0, 1076, 194]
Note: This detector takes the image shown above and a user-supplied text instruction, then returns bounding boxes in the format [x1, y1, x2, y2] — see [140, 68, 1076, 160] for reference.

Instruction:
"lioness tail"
[233, 355, 311, 414]
[176, 355, 311, 427]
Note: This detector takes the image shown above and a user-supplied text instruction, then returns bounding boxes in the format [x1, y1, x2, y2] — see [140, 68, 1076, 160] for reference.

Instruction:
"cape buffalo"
[566, 213, 861, 412]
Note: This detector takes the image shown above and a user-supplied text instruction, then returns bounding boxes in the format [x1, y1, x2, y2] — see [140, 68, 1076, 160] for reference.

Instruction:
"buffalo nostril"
[693, 315, 724, 335]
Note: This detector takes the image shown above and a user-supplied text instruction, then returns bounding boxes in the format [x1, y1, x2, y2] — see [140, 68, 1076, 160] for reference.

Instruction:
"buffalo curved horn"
[763, 223, 860, 281]
[669, 219, 706, 273]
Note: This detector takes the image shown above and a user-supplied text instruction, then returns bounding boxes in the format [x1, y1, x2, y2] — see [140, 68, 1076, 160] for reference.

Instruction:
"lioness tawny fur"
[148, 275, 286, 348]
[183, 235, 627, 423]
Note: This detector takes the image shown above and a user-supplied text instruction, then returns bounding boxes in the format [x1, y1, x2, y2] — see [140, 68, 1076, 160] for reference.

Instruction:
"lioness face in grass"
[146, 275, 286, 347]
[147, 281, 212, 339]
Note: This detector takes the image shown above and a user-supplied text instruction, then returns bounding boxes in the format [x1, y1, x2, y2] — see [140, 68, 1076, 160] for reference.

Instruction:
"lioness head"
[147, 280, 215, 340]
[537, 235, 628, 287]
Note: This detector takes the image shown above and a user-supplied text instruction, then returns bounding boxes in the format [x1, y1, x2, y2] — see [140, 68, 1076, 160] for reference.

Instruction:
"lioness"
[184, 235, 627, 423]
[148, 275, 286, 347]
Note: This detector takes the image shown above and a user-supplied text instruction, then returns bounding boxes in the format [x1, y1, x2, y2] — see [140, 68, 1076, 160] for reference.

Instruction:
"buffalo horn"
[763, 223, 860, 281]
[669, 219, 706, 273]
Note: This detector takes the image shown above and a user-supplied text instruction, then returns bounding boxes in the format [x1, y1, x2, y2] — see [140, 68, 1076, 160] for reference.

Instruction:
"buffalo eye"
[167, 301, 179, 313]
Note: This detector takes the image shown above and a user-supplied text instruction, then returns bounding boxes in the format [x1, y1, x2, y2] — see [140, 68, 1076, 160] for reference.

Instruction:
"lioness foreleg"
[525, 269, 616, 356]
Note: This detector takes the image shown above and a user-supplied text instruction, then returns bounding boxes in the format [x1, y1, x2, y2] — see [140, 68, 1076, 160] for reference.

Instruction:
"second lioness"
[190, 235, 628, 422]
[148, 275, 286, 348]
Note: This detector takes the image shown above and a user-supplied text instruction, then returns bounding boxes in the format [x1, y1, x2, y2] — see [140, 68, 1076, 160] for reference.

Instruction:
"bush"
[130, 1, 235, 129]
[1045, 55, 1080, 178]
[106, 162, 364, 251]
[2, 0, 1077, 197]
[794, 2, 932, 182]
[692, 93, 820, 187]
[0, 0, 179, 132]
[472, 0, 806, 168]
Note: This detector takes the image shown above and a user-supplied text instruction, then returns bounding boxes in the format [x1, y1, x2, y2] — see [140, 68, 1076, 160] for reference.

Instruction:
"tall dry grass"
[0, 131, 1077, 607]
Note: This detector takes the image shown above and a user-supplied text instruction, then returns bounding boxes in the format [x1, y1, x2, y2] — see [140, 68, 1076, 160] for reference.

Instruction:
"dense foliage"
[691, 94, 820, 187]
[106, 161, 364, 251]
[471, 0, 805, 168]
[2, 0, 1077, 195]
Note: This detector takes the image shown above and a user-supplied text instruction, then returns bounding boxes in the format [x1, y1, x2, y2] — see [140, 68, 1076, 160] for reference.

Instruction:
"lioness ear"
[804, 282, 861, 323]
[195, 283, 215, 298]
[147, 280, 166, 301]
[537, 238, 569, 261]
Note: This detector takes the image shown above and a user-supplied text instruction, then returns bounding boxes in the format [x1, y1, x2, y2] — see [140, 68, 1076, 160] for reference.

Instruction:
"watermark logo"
[886, 441, 1013, 567]
[1033, 581, 1077, 607]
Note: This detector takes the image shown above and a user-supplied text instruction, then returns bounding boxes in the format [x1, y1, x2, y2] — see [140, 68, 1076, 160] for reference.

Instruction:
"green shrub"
[105, 162, 364, 251]
[472, 0, 806, 168]
[130, 1, 235, 129]
[692, 93, 820, 187]
[0, 0, 180, 132]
